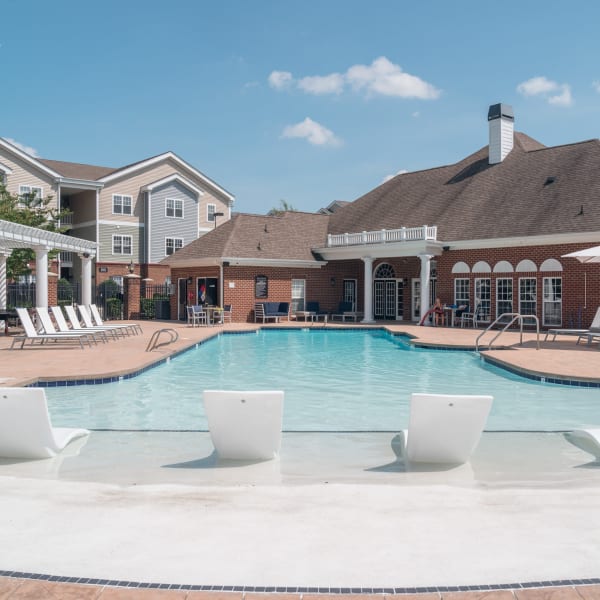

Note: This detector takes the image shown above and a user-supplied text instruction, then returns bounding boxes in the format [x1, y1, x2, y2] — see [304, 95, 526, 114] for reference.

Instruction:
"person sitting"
[433, 297, 445, 326]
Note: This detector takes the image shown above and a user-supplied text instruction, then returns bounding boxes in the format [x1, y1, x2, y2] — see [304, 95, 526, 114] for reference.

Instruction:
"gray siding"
[148, 181, 198, 263]
[99, 223, 142, 263]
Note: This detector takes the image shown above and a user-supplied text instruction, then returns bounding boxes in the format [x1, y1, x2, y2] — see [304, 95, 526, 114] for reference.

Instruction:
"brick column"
[124, 274, 141, 320]
[48, 272, 58, 307]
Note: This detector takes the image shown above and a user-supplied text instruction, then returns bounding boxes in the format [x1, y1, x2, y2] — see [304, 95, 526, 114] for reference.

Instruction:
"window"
[18, 185, 43, 205]
[474, 278, 491, 322]
[110, 275, 124, 291]
[207, 204, 216, 222]
[519, 278, 537, 316]
[543, 277, 562, 326]
[165, 237, 183, 256]
[166, 197, 183, 218]
[255, 275, 268, 298]
[291, 279, 305, 312]
[496, 278, 513, 318]
[454, 278, 470, 308]
[112, 234, 132, 255]
[112, 194, 132, 215]
[343, 279, 357, 312]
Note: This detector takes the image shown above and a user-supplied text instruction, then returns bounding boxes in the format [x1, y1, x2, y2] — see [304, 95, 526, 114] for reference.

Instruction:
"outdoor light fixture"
[127, 260, 135, 274]
[330, 277, 336, 286]
[213, 211, 225, 229]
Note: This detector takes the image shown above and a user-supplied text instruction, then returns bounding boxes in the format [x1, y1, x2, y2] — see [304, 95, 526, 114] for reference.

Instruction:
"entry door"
[197, 277, 219, 306]
[343, 279, 357, 311]
[177, 278, 187, 320]
[374, 280, 399, 320]
[412, 279, 421, 321]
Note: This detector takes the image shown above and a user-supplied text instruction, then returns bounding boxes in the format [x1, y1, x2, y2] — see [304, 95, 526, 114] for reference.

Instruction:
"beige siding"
[68, 190, 97, 224]
[0, 147, 58, 209]
[98, 223, 142, 263]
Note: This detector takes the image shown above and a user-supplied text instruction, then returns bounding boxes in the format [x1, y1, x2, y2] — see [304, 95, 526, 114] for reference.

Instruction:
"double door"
[374, 279, 404, 320]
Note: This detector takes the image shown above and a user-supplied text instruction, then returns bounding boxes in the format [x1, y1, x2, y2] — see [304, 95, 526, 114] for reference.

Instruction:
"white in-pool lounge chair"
[89, 304, 142, 335]
[11, 308, 92, 350]
[397, 393, 493, 465]
[203, 390, 284, 460]
[564, 429, 600, 461]
[0, 387, 89, 459]
[545, 307, 600, 342]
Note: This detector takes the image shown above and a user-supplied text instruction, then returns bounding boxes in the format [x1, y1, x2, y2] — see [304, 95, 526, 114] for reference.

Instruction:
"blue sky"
[3, 0, 600, 214]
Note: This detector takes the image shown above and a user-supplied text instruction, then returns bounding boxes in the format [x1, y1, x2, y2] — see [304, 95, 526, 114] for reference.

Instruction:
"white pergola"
[0, 218, 98, 309]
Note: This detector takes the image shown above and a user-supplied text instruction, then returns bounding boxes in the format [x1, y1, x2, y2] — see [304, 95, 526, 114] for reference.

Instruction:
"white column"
[0, 250, 9, 310]
[34, 245, 49, 308]
[419, 254, 433, 325]
[79, 253, 93, 306]
[361, 256, 375, 324]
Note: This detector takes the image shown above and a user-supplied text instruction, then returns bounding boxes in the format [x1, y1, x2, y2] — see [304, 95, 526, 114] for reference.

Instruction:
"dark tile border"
[1, 570, 599, 593]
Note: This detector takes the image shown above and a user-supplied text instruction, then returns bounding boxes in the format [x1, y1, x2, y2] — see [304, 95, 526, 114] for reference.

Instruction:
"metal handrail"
[475, 313, 540, 352]
[145, 328, 179, 352]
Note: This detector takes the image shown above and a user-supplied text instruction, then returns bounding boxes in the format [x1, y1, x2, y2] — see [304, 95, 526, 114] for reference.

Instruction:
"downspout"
[219, 261, 224, 306]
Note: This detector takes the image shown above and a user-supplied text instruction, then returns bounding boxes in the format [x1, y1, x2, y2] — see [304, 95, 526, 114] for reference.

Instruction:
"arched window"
[451, 261, 470, 274]
[516, 259, 537, 272]
[493, 260, 514, 273]
[540, 259, 563, 272]
[374, 263, 396, 279]
[472, 261, 491, 273]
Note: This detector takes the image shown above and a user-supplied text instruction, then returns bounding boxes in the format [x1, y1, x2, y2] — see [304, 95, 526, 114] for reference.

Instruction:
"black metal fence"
[7, 283, 35, 309]
[140, 282, 173, 319]
[95, 280, 124, 321]
[57, 280, 81, 306]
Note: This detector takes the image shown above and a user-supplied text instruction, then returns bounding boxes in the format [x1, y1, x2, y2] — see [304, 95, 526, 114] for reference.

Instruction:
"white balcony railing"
[58, 213, 73, 227]
[327, 225, 437, 247]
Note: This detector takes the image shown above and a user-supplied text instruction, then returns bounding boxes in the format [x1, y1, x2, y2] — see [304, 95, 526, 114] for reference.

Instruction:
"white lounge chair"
[35, 307, 99, 345]
[89, 304, 142, 335]
[564, 429, 600, 461]
[397, 393, 493, 465]
[0, 387, 89, 459]
[11, 308, 92, 350]
[203, 390, 284, 460]
[545, 307, 600, 342]
[63, 304, 125, 339]
[50, 306, 111, 342]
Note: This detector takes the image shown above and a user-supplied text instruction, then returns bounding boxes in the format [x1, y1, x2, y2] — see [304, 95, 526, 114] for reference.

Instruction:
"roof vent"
[544, 176, 556, 186]
[488, 103, 514, 165]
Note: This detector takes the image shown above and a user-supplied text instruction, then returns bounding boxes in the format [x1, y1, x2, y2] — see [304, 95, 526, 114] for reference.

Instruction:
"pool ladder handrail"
[475, 312, 540, 352]
[146, 328, 179, 352]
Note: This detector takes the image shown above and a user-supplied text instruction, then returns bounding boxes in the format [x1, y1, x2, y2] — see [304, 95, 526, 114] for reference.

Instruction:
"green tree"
[267, 199, 298, 216]
[0, 183, 68, 279]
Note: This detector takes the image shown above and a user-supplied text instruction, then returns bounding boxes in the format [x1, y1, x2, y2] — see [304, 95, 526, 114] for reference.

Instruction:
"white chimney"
[488, 103, 514, 164]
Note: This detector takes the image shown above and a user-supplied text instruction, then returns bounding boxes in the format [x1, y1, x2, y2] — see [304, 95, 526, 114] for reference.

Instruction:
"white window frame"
[496, 278, 513, 319]
[474, 278, 491, 321]
[112, 234, 133, 255]
[207, 203, 217, 222]
[112, 194, 132, 215]
[519, 277, 537, 316]
[454, 278, 470, 308]
[165, 237, 184, 256]
[543, 276, 562, 327]
[18, 185, 43, 206]
[291, 279, 306, 312]
[165, 197, 184, 219]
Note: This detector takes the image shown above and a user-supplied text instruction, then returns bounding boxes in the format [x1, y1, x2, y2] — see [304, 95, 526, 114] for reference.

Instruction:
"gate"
[140, 282, 173, 320]
[95, 280, 123, 321]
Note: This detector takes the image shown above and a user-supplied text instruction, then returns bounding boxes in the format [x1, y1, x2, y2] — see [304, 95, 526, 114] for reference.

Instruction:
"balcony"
[58, 212, 73, 229]
[326, 225, 437, 247]
[59, 252, 74, 265]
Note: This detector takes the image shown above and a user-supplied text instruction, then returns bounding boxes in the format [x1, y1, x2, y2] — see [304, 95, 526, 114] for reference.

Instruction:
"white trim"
[165, 256, 327, 269]
[447, 231, 600, 250]
[146, 191, 151, 264]
[57, 177, 104, 190]
[18, 184, 43, 203]
[165, 236, 184, 256]
[71, 219, 145, 229]
[0, 161, 13, 174]
[207, 203, 217, 222]
[98, 151, 235, 202]
[542, 275, 562, 326]
[112, 233, 133, 256]
[0, 137, 61, 178]
[112, 193, 133, 216]
[165, 197, 184, 219]
[95, 189, 100, 261]
[518, 276, 537, 316]
[316, 239, 444, 261]
[141, 173, 204, 197]
[451, 261, 470, 274]
[495, 277, 513, 319]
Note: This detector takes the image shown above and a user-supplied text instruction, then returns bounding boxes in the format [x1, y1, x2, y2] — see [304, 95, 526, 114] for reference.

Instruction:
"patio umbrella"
[562, 246, 600, 263]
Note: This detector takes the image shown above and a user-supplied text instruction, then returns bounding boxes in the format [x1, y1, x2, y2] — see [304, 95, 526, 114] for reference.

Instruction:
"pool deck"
[1, 318, 600, 599]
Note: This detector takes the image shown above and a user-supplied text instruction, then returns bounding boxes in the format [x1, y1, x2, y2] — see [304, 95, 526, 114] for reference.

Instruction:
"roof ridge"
[525, 138, 600, 153]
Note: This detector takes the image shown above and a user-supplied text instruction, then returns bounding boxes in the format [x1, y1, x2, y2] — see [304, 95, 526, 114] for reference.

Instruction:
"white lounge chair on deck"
[545, 307, 600, 342]
[89, 304, 142, 335]
[11, 308, 92, 350]
[50, 306, 110, 342]
[0, 387, 89, 459]
[564, 429, 600, 461]
[35, 307, 99, 345]
[203, 390, 284, 460]
[64, 304, 125, 339]
[397, 393, 493, 465]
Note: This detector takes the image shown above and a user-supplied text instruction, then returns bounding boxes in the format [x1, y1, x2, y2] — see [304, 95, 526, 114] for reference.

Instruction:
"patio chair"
[36, 307, 102, 345]
[564, 429, 600, 461]
[306, 301, 329, 321]
[11, 308, 93, 350]
[460, 303, 484, 327]
[545, 307, 600, 342]
[50, 306, 111, 343]
[222, 304, 233, 323]
[331, 301, 362, 322]
[89, 304, 142, 335]
[202, 390, 284, 460]
[64, 305, 127, 339]
[187, 305, 207, 327]
[0, 387, 89, 459]
[396, 393, 493, 466]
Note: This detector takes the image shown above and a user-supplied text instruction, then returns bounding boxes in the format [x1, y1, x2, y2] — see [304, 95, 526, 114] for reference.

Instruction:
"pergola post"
[79, 253, 93, 306]
[419, 253, 433, 325]
[0, 249, 10, 310]
[361, 256, 375, 323]
[34, 245, 49, 308]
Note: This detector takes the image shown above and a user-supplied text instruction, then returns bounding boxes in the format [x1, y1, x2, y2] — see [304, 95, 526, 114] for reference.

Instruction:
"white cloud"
[5, 137, 38, 157]
[281, 117, 342, 147]
[268, 70, 293, 90]
[298, 73, 345, 95]
[268, 56, 440, 100]
[516, 76, 573, 106]
[412, 111, 420, 118]
[592, 81, 600, 93]
[382, 169, 408, 183]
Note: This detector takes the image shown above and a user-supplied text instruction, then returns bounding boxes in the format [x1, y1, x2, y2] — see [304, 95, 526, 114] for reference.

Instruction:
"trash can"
[154, 299, 171, 320]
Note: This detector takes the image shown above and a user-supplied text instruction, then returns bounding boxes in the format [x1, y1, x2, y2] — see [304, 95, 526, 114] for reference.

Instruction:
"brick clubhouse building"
[163, 104, 600, 329]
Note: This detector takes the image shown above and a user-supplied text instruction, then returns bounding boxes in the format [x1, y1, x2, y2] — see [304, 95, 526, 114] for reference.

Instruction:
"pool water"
[46, 329, 600, 431]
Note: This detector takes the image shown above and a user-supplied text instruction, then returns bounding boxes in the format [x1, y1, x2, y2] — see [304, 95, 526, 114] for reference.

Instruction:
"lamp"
[187, 277, 193, 285]
[330, 277, 336, 286]
[213, 211, 225, 229]
[127, 260, 135, 274]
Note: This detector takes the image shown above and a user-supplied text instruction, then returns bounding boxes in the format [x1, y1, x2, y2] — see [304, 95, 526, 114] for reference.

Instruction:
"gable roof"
[37, 158, 117, 180]
[162, 212, 330, 266]
[327, 132, 600, 242]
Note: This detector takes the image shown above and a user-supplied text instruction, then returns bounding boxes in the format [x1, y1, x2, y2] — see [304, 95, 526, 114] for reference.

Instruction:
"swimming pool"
[46, 329, 600, 431]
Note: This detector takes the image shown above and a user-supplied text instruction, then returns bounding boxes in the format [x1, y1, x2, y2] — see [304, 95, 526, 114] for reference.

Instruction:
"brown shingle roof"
[162, 212, 331, 264]
[328, 132, 600, 241]
[37, 158, 117, 180]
